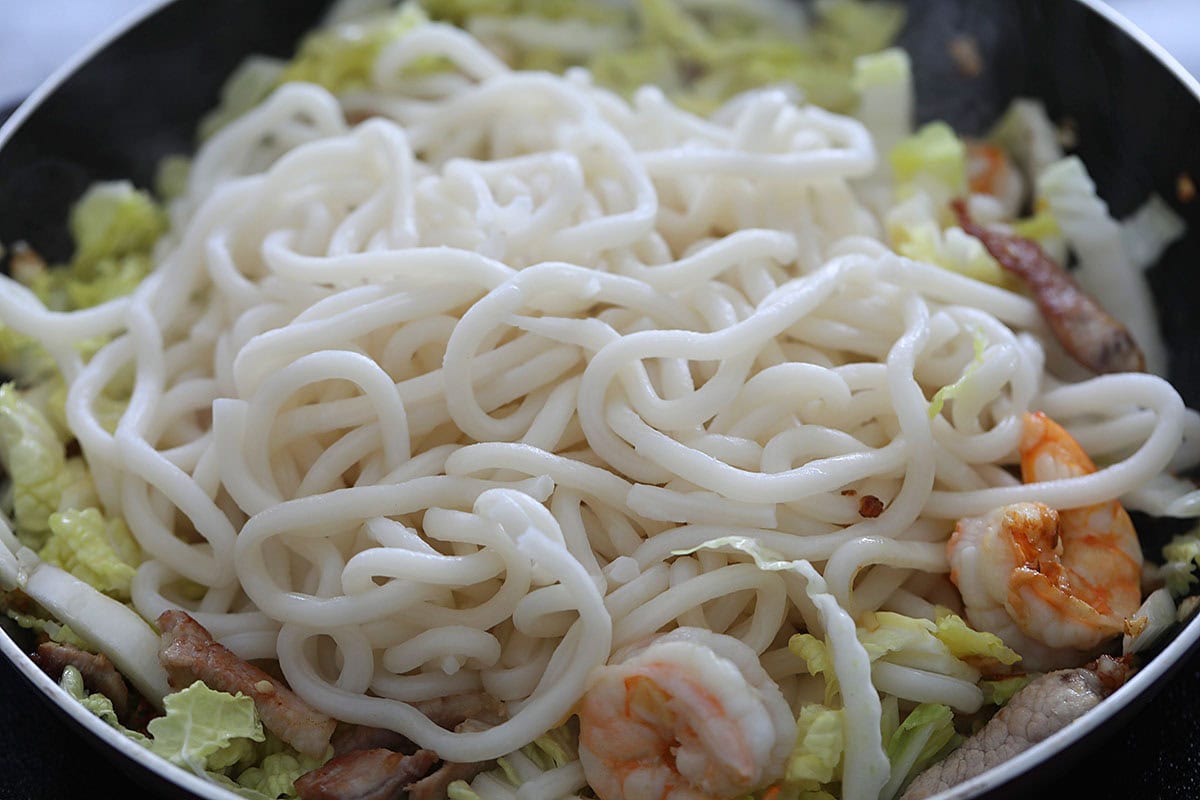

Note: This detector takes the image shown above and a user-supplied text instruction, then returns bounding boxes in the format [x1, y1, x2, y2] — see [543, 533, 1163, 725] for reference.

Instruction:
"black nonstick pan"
[0, 1, 1198, 798]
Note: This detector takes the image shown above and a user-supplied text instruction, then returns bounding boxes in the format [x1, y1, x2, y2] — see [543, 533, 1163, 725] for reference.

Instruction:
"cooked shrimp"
[947, 412, 1143, 670]
[966, 142, 1023, 216]
[578, 628, 795, 800]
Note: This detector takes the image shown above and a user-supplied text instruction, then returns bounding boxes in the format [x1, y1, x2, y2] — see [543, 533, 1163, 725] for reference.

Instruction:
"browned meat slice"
[33, 641, 129, 717]
[951, 199, 1145, 374]
[156, 610, 335, 758]
[405, 758, 495, 800]
[330, 693, 504, 757]
[414, 693, 505, 731]
[404, 718, 499, 800]
[331, 724, 416, 757]
[294, 748, 438, 800]
[900, 655, 1132, 800]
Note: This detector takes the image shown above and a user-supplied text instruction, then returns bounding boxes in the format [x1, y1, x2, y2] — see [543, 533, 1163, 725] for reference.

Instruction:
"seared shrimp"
[578, 628, 795, 800]
[947, 412, 1143, 670]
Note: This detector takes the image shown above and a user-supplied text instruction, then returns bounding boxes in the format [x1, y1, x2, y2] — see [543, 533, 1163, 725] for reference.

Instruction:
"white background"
[0, 0, 1196, 107]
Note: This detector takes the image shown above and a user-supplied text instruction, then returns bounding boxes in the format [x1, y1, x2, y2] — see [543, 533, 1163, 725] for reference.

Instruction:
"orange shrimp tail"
[1020, 411, 1098, 482]
[967, 142, 1007, 196]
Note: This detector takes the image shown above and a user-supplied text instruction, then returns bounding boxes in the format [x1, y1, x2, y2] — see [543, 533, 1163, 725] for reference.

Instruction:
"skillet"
[0, 0, 1198, 797]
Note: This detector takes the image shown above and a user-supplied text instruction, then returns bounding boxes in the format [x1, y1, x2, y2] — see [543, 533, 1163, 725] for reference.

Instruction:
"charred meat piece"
[901, 655, 1132, 800]
[33, 641, 130, 717]
[405, 758, 495, 800]
[414, 693, 504, 731]
[323, 708, 506, 797]
[404, 720, 499, 800]
[294, 748, 438, 800]
[157, 610, 335, 758]
[951, 199, 1145, 374]
[331, 725, 416, 757]
[330, 693, 504, 757]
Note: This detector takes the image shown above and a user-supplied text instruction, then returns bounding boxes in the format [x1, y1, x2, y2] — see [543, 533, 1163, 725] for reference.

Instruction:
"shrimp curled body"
[578, 628, 795, 800]
[948, 412, 1142, 670]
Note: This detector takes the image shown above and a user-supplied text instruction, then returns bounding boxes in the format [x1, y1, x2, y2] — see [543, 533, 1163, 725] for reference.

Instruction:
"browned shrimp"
[951, 199, 1144, 374]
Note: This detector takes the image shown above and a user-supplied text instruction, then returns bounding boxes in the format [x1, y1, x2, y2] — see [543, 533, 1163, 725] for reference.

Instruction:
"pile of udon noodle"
[2, 10, 1197, 800]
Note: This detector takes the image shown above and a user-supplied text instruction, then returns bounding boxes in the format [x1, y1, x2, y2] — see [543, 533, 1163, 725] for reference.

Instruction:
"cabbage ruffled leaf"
[0, 384, 97, 546]
[889, 122, 966, 192]
[885, 192, 1006, 286]
[979, 675, 1033, 706]
[789, 610, 1019, 693]
[236, 745, 329, 799]
[147, 681, 266, 772]
[786, 704, 846, 788]
[59, 665, 149, 745]
[882, 703, 959, 798]
[65, 185, 162, 309]
[39, 507, 141, 601]
[280, 2, 430, 92]
[1160, 528, 1200, 596]
[927, 328, 987, 419]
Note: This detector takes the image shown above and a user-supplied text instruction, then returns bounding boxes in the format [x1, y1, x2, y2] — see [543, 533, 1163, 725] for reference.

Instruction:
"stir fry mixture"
[0, 2, 1198, 800]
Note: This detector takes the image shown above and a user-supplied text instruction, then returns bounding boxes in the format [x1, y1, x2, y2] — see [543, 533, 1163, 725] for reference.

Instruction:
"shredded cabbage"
[881, 703, 959, 799]
[2, 597, 91, 650]
[55, 182, 166, 309]
[1122, 194, 1186, 272]
[39, 507, 141, 601]
[789, 609, 1019, 720]
[0, 183, 163, 385]
[422, 0, 623, 25]
[63, 666, 289, 795]
[1123, 587, 1176, 656]
[199, 57, 287, 140]
[0, 326, 56, 385]
[989, 98, 1063, 180]
[280, 3, 431, 92]
[201, 3, 433, 140]
[234, 738, 331, 800]
[70, 182, 165, 272]
[426, 0, 904, 115]
[1011, 202, 1061, 241]
[155, 155, 194, 201]
[786, 705, 846, 788]
[0, 384, 97, 546]
[932, 608, 1021, 668]
[927, 328, 987, 419]
[147, 681, 266, 772]
[889, 122, 966, 191]
[1160, 528, 1200, 596]
[59, 665, 149, 744]
[853, 47, 912, 157]
[16, 181, 165, 314]
[520, 722, 576, 770]
[447, 781, 485, 800]
[979, 675, 1033, 706]
[885, 192, 1006, 286]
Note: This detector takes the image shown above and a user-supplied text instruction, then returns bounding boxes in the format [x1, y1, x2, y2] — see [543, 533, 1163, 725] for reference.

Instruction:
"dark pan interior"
[0, 0, 1198, 797]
